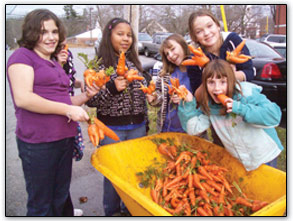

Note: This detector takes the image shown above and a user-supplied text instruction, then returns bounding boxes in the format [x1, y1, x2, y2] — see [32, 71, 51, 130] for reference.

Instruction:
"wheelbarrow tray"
[91, 132, 286, 216]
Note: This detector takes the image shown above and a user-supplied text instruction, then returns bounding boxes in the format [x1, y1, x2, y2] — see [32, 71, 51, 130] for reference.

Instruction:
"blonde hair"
[200, 59, 241, 115]
[159, 34, 190, 77]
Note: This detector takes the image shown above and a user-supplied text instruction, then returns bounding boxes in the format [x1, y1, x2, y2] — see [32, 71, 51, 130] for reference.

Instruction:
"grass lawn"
[147, 105, 287, 172]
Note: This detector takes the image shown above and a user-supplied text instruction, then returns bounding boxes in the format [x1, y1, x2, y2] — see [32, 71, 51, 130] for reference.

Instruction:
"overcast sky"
[5, 4, 92, 18]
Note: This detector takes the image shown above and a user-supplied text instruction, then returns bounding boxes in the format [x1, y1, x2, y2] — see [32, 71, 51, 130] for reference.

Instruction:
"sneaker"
[74, 208, 84, 216]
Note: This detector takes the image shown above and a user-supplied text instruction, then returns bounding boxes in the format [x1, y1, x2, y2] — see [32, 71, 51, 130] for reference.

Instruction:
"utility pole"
[90, 7, 93, 45]
[124, 5, 139, 52]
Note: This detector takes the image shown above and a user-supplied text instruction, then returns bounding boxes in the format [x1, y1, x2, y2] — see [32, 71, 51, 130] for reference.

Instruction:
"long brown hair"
[188, 10, 221, 45]
[200, 59, 241, 115]
[159, 34, 190, 77]
[18, 9, 66, 56]
[98, 17, 143, 72]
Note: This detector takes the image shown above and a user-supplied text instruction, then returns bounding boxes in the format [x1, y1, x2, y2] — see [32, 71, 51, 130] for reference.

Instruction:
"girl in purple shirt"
[6, 9, 99, 216]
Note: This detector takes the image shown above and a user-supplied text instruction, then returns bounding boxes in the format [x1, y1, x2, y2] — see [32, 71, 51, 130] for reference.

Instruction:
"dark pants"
[16, 137, 74, 216]
[100, 125, 146, 216]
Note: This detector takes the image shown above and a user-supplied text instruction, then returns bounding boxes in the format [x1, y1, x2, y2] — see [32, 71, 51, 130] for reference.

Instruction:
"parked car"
[246, 39, 286, 111]
[149, 39, 287, 112]
[143, 33, 173, 57]
[259, 34, 286, 47]
[137, 32, 152, 54]
[271, 43, 286, 59]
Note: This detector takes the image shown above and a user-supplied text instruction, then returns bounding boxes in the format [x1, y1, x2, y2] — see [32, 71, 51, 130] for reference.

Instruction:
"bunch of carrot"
[226, 40, 252, 64]
[87, 116, 120, 147]
[167, 78, 188, 101]
[78, 53, 114, 88]
[181, 45, 210, 68]
[139, 80, 156, 94]
[138, 139, 269, 216]
[116, 51, 144, 82]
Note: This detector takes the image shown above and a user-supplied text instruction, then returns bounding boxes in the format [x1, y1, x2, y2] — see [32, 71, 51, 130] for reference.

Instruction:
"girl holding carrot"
[178, 59, 283, 171]
[146, 34, 193, 133]
[6, 9, 99, 216]
[185, 9, 255, 146]
[86, 17, 149, 216]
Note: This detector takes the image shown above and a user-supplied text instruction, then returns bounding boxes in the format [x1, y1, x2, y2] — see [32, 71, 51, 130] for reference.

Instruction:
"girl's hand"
[146, 93, 157, 103]
[56, 49, 68, 65]
[86, 84, 100, 98]
[171, 94, 181, 104]
[225, 98, 233, 113]
[185, 89, 194, 102]
[114, 76, 127, 92]
[66, 106, 89, 122]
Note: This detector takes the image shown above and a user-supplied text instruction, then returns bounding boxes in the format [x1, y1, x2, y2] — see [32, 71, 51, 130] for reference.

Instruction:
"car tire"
[144, 48, 150, 57]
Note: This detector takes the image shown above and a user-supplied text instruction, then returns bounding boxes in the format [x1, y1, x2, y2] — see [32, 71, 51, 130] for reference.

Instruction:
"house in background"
[66, 28, 102, 47]
[274, 5, 286, 34]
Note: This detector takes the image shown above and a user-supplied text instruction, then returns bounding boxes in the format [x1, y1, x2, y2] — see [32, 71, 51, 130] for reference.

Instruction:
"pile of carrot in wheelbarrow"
[136, 138, 268, 216]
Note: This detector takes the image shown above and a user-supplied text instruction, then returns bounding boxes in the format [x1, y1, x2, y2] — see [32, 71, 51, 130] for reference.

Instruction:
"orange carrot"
[233, 39, 246, 56]
[226, 40, 252, 64]
[218, 185, 225, 204]
[203, 203, 213, 216]
[252, 200, 269, 212]
[217, 94, 229, 106]
[116, 51, 128, 76]
[201, 182, 218, 197]
[150, 188, 159, 203]
[193, 172, 205, 190]
[235, 196, 253, 207]
[197, 207, 209, 216]
[88, 122, 100, 146]
[93, 117, 120, 141]
[198, 166, 213, 181]
[189, 188, 196, 206]
[206, 180, 222, 192]
[199, 189, 210, 204]
[165, 176, 183, 188]
[63, 44, 69, 51]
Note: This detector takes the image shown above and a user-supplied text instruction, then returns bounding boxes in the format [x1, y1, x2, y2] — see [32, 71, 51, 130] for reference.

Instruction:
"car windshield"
[246, 40, 283, 59]
[267, 36, 286, 43]
[139, 33, 152, 41]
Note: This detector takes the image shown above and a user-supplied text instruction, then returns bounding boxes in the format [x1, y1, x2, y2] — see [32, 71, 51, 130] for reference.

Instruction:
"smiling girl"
[86, 17, 149, 216]
[178, 59, 283, 171]
[6, 9, 99, 216]
[147, 34, 192, 133]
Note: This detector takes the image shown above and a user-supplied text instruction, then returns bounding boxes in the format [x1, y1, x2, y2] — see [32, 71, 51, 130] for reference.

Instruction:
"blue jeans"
[16, 137, 74, 216]
[265, 157, 278, 168]
[99, 125, 146, 216]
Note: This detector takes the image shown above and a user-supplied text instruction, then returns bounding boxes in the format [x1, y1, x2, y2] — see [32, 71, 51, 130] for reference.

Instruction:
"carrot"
[188, 173, 193, 188]
[189, 188, 196, 206]
[98, 128, 105, 141]
[150, 188, 159, 203]
[157, 143, 174, 159]
[116, 51, 128, 76]
[174, 201, 185, 215]
[165, 176, 183, 188]
[198, 166, 213, 181]
[193, 172, 205, 190]
[213, 206, 224, 216]
[218, 175, 233, 194]
[224, 206, 234, 216]
[201, 182, 218, 197]
[217, 94, 229, 106]
[190, 156, 197, 168]
[226, 40, 252, 64]
[63, 44, 69, 51]
[252, 200, 269, 212]
[203, 203, 213, 216]
[88, 122, 100, 146]
[162, 177, 168, 197]
[155, 178, 163, 192]
[171, 197, 180, 208]
[206, 180, 222, 192]
[199, 189, 210, 204]
[163, 206, 175, 215]
[233, 39, 246, 56]
[175, 152, 191, 165]
[93, 117, 120, 141]
[197, 207, 209, 216]
[218, 185, 225, 204]
[181, 59, 198, 66]
[235, 196, 253, 207]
